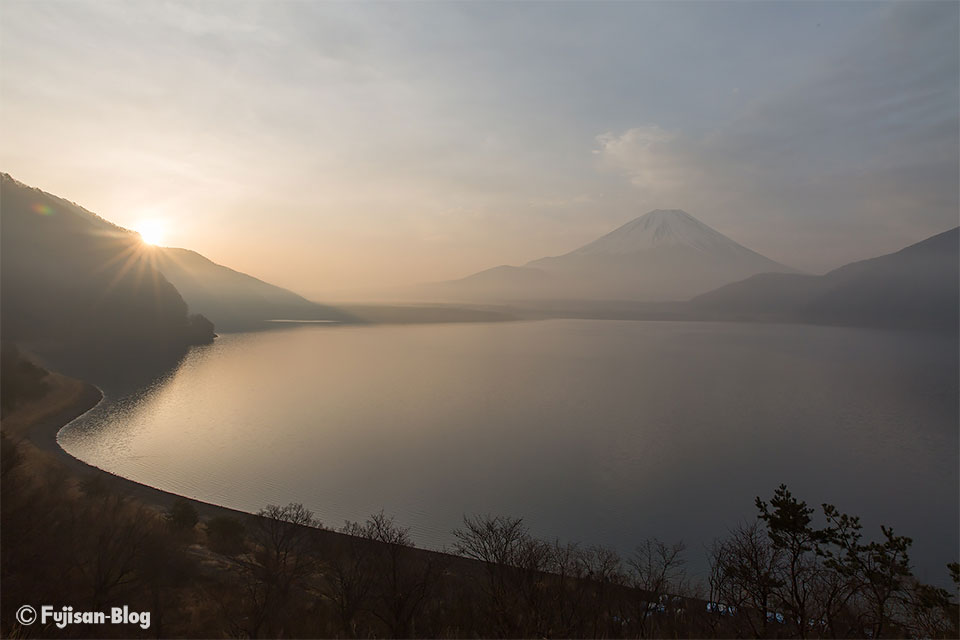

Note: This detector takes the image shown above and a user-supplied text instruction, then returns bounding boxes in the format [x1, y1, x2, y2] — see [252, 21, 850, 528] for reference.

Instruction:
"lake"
[60, 320, 959, 584]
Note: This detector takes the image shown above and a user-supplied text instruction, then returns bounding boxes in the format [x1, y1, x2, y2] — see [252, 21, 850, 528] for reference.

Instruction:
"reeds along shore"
[1, 355, 958, 638]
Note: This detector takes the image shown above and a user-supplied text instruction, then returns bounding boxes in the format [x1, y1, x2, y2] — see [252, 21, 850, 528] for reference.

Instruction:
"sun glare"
[136, 219, 166, 246]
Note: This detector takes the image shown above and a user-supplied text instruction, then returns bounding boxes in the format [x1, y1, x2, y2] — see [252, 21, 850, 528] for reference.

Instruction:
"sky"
[1, 1, 957, 299]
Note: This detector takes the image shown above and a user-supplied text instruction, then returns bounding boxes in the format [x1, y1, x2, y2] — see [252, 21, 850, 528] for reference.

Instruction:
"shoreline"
[20, 375, 262, 522]
[9, 370, 471, 566]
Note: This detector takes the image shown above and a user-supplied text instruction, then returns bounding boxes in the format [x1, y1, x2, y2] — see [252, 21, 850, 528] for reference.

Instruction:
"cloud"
[593, 126, 694, 195]
[593, 2, 958, 271]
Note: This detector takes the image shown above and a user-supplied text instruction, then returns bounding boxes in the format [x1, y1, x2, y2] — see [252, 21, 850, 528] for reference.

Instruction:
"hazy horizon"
[2, 1, 957, 300]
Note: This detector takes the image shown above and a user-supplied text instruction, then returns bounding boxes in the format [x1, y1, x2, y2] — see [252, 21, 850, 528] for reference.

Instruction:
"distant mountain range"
[428, 209, 797, 301]
[691, 226, 959, 331]
[3, 171, 955, 362]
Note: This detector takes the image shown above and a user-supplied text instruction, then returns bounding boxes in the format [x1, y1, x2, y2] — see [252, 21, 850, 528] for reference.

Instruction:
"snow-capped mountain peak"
[570, 209, 738, 256]
[444, 208, 795, 302]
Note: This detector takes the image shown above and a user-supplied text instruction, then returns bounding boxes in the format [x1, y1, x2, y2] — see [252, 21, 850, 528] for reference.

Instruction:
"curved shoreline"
[24, 374, 471, 567]
[28, 380, 102, 466]
[25, 376, 274, 524]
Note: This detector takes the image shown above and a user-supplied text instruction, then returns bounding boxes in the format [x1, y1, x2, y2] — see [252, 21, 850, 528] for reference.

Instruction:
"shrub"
[165, 498, 199, 532]
[206, 515, 247, 556]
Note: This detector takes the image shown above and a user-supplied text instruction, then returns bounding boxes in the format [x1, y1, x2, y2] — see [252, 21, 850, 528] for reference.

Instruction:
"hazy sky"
[2, 1, 957, 298]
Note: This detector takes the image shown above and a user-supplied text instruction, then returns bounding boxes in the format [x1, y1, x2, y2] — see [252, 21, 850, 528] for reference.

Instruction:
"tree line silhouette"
[2, 429, 957, 639]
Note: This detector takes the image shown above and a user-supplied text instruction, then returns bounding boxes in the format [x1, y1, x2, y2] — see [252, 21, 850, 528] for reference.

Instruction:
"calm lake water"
[61, 320, 959, 584]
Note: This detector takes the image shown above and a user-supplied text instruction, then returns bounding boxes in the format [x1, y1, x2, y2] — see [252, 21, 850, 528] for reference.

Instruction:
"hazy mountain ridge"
[432, 209, 796, 302]
[0, 172, 214, 376]
[692, 226, 960, 330]
[151, 247, 356, 331]
[431, 219, 958, 333]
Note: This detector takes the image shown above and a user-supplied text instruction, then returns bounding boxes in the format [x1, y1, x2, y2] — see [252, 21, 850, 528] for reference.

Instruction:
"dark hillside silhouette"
[0, 173, 214, 377]
[692, 227, 960, 331]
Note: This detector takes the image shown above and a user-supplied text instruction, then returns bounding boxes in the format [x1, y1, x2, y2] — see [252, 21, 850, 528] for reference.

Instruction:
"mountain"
[150, 247, 355, 331]
[691, 227, 959, 331]
[0, 173, 214, 376]
[430, 264, 560, 300]
[431, 209, 795, 302]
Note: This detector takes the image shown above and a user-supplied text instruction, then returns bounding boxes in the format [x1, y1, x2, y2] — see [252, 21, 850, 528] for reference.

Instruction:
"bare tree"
[627, 538, 688, 638]
[512, 534, 553, 636]
[898, 580, 956, 639]
[705, 539, 739, 637]
[251, 503, 321, 592]
[713, 521, 783, 638]
[545, 541, 592, 637]
[582, 545, 626, 638]
[240, 502, 321, 637]
[70, 493, 154, 609]
[452, 514, 531, 637]
[345, 511, 444, 638]
[322, 520, 377, 637]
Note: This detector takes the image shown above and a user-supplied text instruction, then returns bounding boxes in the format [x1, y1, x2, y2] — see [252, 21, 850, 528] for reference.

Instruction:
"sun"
[136, 219, 166, 246]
